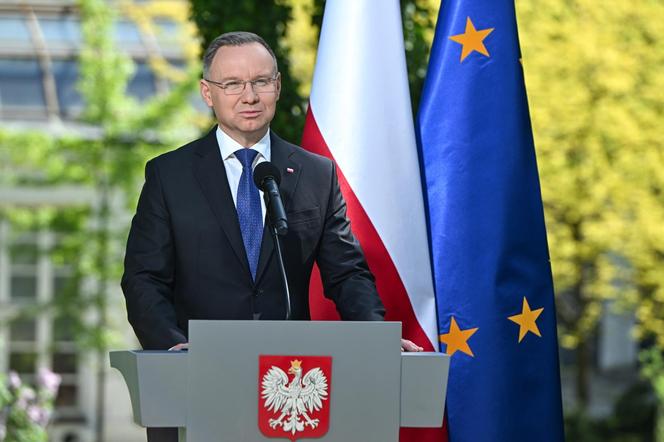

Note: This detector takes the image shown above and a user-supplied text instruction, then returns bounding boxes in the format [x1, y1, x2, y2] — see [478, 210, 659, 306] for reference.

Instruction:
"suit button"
[253, 289, 264, 297]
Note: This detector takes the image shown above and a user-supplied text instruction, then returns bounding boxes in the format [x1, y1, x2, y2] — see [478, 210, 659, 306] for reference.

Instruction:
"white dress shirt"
[216, 126, 271, 225]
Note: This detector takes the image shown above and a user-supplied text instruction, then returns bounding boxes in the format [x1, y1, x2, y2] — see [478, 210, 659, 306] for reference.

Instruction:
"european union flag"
[417, 1, 565, 441]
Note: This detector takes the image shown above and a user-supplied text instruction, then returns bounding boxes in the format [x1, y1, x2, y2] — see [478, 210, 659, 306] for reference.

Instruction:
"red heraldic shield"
[258, 355, 332, 441]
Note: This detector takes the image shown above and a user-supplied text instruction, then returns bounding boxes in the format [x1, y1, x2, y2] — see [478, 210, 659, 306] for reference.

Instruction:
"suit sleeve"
[315, 161, 385, 321]
[121, 159, 187, 350]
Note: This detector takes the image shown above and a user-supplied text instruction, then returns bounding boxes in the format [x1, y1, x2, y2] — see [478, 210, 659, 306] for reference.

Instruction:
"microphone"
[252, 161, 291, 320]
[253, 162, 288, 236]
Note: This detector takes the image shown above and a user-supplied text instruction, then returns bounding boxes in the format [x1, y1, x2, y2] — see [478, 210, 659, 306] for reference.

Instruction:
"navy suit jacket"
[121, 127, 385, 350]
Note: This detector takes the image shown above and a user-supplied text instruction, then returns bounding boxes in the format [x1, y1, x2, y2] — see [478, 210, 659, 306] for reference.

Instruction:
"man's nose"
[240, 82, 260, 103]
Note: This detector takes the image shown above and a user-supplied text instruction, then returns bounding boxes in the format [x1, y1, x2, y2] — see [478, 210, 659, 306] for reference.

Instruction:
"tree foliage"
[400, 0, 437, 113]
[1, 2, 203, 438]
[517, 0, 664, 407]
[0, 0, 203, 350]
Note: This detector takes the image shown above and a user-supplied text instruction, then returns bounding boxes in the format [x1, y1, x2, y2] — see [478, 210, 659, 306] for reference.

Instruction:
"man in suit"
[122, 31, 421, 441]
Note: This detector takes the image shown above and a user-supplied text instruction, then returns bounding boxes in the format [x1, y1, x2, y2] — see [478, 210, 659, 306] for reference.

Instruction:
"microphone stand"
[266, 200, 292, 320]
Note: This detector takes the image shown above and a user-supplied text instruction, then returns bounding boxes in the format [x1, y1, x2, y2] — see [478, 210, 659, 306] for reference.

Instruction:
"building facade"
[0, 1, 200, 441]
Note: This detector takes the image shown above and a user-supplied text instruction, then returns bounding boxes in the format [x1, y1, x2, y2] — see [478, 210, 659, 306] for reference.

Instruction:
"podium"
[111, 321, 449, 441]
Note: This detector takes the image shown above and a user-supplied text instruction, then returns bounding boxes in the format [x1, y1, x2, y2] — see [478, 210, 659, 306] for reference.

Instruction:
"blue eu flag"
[417, 1, 565, 441]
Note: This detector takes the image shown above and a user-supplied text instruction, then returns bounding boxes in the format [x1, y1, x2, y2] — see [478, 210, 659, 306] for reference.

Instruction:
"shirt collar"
[216, 126, 271, 162]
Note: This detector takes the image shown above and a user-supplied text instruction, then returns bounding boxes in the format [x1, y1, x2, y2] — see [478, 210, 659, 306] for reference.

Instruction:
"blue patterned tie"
[234, 148, 262, 280]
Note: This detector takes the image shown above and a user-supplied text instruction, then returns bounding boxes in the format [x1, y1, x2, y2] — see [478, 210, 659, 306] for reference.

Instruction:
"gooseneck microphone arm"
[253, 162, 291, 320]
[269, 222, 291, 320]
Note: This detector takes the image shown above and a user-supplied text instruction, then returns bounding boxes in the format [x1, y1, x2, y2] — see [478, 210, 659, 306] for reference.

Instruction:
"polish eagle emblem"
[258, 356, 332, 439]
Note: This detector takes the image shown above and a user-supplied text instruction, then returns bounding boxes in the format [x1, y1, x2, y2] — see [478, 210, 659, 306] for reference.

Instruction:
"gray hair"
[202, 31, 278, 78]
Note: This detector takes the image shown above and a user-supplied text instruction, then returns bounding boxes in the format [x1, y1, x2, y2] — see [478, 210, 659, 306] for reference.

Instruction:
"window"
[0, 59, 46, 108]
[55, 384, 78, 407]
[9, 275, 38, 302]
[38, 16, 82, 46]
[9, 317, 38, 379]
[52, 353, 77, 374]
[153, 17, 178, 35]
[114, 20, 143, 44]
[52, 273, 79, 412]
[9, 236, 39, 303]
[153, 18, 180, 53]
[9, 317, 37, 342]
[0, 9, 191, 122]
[0, 16, 31, 41]
[53, 313, 76, 343]
[128, 62, 156, 101]
[52, 59, 159, 111]
[9, 352, 38, 375]
[9, 241, 39, 265]
[52, 60, 83, 117]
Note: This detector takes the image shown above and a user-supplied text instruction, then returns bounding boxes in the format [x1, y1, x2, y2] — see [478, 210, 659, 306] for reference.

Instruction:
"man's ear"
[200, 80, 213, 107]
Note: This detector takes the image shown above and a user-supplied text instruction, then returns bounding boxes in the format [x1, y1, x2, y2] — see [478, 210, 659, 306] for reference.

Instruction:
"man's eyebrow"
[217, 73, 276, 81]
[217, 75, 242, 81]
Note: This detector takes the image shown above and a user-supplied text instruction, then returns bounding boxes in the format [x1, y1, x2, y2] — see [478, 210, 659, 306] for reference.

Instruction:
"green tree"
[400, 0, 437, 113]
[0, 0, 203, 440]
[517, 0, 664, 416]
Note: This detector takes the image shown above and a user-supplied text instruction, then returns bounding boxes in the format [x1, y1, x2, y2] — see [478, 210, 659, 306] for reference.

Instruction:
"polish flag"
[301, 1, 446, 440]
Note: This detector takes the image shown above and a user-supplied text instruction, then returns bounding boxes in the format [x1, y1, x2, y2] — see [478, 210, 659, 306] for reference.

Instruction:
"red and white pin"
[286, 167, 295, 174]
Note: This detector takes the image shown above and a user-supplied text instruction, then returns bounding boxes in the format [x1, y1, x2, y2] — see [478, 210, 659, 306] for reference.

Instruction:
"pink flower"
[15, 395, 27, 410]
[37, 368, 61, 396]
[16, 386, 36, 410]
[7, 371, 21, 390]
[26, 405, 44, 424]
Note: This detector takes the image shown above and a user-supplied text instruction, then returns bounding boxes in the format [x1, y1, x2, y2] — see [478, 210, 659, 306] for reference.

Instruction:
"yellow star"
[508, 297, 544, 343]
[449, 17, 495, 62]
[439, 317, 479, 357]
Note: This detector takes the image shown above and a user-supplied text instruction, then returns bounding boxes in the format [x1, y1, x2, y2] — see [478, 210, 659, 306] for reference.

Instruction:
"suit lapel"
[192, 128, 252, 281]
[254, 132, 302, 284]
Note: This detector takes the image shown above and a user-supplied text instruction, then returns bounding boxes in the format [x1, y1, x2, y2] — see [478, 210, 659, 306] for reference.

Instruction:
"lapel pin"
[286, 167, 295, 174]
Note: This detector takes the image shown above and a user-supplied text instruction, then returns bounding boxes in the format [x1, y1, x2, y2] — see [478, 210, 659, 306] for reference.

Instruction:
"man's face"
[200, 42, 281, 145]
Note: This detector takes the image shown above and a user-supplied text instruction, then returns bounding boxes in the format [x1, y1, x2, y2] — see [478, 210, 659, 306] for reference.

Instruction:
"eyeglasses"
[204, 74, 279, 95]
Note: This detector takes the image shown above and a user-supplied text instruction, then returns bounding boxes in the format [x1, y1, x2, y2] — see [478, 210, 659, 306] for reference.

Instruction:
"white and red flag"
[301, 1, 446, 440]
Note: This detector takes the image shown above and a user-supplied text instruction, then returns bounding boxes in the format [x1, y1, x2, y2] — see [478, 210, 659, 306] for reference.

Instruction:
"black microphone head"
[253, 161, 282, 189]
